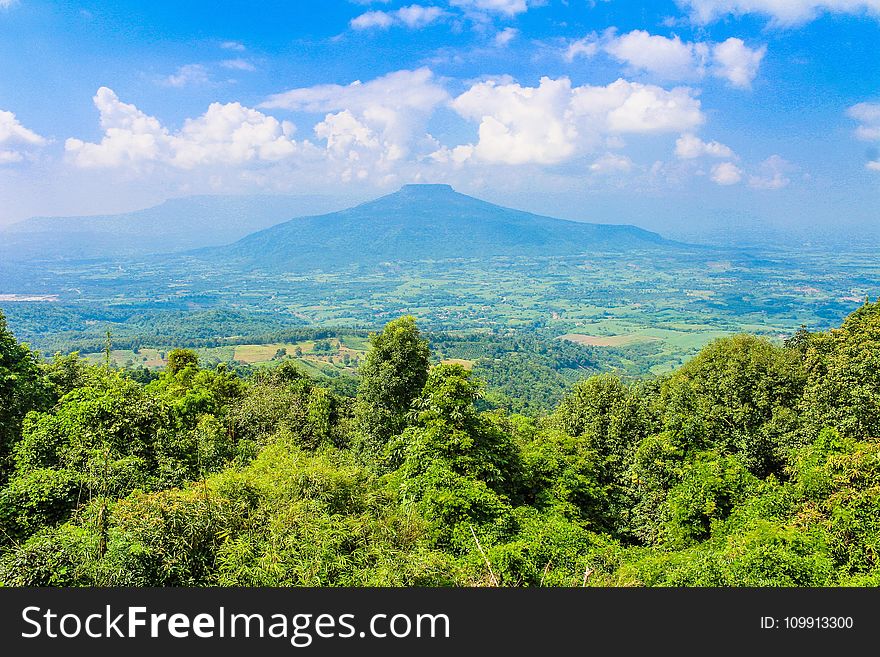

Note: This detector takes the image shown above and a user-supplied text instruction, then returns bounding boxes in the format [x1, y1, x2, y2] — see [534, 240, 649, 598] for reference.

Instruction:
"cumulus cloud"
[563, 36, 600, 62]
[589, 152, 634, 174]
[449, 0, 530, 16]
[677, 0, 880, 25]
[445, 76, 704, 165]
[169, 103, 298, 168]
[604, 30, 709, 80]
[748, 154, 792, 189]
[351, 5, 444, 29]
[221, 58, 256, 72]
[65, 87, 299, 169]
[494, 27, 518, 46]
[848, 102, 880, 141]
[712, 38, 766, 89]
[162, 64, 210, 88]
[314, 110, 379, 155]
[220, 41, 246, 51]
[350, 10, 396, 29]
[564, 30, 765, 89]
[261, 68, 448, 168]
[0, 110, 47, 165]
[396, 4, 445, 27]
[711, 161, 743, 185]
[675, 133, 735, 158]
[0, 110, 46, 147]
[846, 103, 880, 169]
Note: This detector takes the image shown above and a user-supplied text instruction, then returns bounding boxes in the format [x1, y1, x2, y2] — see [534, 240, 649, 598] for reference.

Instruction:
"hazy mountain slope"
[0, 194, 353, 261]
[202, 184, 676, 272]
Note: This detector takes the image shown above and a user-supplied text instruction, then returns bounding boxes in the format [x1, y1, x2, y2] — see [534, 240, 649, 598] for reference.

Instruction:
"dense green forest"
[2, 302, 880, 587]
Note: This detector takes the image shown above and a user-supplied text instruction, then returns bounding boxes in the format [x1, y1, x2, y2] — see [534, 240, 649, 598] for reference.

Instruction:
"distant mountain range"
[195, 184, 678, 272]
[0, 194, 352, 261]
[1, 184, 694, 274]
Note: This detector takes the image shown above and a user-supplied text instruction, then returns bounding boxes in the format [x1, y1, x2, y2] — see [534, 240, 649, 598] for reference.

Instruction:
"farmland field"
[558, 333, 659, 347]
[3, 243, 876, 404]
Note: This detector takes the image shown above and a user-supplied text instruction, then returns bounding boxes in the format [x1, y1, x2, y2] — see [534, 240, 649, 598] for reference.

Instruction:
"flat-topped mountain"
[202, 184, 675, 272]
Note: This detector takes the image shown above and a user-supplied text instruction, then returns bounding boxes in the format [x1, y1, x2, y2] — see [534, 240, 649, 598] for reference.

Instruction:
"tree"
[166, 349, 199, 376]
[659, 334, 805, 477]
[392, 364, 521, 550]
[800, 301, 880, 441]
[356, 316, 430, 450]
[0, 311, 51, 482]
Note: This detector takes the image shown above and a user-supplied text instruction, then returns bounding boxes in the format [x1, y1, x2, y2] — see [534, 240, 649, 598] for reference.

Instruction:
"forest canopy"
[1, 305, 880, 587]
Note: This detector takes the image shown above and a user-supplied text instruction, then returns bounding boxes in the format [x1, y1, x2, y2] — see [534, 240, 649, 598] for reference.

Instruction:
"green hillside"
[2, 303, 880, 587]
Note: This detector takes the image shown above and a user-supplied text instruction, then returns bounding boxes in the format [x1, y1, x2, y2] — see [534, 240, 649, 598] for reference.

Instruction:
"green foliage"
[356, 316, 430, 452]
[662, 452, 758, 546]
[166, 348, 199, 375]
[659, 334, 805, 477]
[0, 310, 52, 482]
[0, 468, 83, 544]
[800, 302, 880, 440]
[1, 307, 880, 588]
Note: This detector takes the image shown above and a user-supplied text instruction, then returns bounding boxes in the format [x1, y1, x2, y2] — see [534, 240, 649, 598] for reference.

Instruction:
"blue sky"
[0, 0, 877, 236]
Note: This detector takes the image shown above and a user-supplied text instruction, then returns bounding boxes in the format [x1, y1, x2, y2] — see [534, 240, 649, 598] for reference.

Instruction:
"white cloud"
[351, 5, 444, 29]
[574, 79, 705, 134]
[748, 154, 791, 189]
[351, 10, 396, 29]
[589, 152, 634, 174]
[221, 58, 256, 72]
[0, 110, 46, 146]
[0, 110, 47, 165]
[65, 87, 300, 169]
[0, 0, 18, 9]
[428, 143, 475, 166]
[163, 64, 210, 88]
[396, 4, 445, 27]
[450, 77, 578, 164]
[867, 160, 880, 171]
[711, 161, 743, 185]
[169, 102, 298, 168]
[677, 0, 880, 25]
[262, 68, 448, 167]
[494, 27, 518, 46]
[848, 102, 880, 141]
[220, 41, 246, 51]
[712, 38, 766, 89]
[605, 30, 708, 80]
[314, 110, 379, 155]
[446, 76, 704, 165]
[449, 0, 530, 16]
[563, 35, 600, 62]
[565, 30, 765, 89]
[675, 133, 735, 158]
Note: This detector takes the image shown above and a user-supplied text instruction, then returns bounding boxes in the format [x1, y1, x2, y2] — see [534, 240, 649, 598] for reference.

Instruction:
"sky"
[0, 0, 878, 238]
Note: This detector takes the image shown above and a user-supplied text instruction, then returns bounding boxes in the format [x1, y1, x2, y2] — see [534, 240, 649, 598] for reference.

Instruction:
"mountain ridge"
[198, 184, 679, 272]
[0, 194, 353, 261]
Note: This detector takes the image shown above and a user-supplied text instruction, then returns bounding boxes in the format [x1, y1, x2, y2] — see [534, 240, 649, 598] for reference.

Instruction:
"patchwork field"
[6, 245, 875, 383]
[84, 336, 369, 377]
[440, 358, 475, 369]
[558, 333, 659, 347]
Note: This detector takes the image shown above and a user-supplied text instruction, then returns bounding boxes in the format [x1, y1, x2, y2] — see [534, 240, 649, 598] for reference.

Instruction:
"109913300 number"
[783, 617, 853, 629]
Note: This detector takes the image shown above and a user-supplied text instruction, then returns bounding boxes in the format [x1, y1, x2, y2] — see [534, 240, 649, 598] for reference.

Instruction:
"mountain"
[201, 184, 676, 272]
[0, 194, 355, 262]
